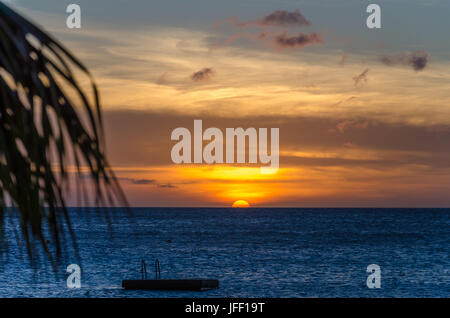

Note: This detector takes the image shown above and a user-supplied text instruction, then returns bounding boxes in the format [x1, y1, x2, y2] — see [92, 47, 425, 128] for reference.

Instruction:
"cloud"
[191, 68, 215, 82]
[343, 142, 357, 148]
[117, 177, 156, 185]
[156, 72, 170, 85]
[335, 119, 369, 133]
[258, 9, 310, 27]
[409, 51, 428, 70]
[226, 9, 311, 28]
[157, 183, 177, 189]
[339, 54, 348, 66]
[212, 9, 322, 51]
[352, 68, 369, 88]
[333, 96, 356, 107]
[118, 177, 177, 188]
[379, 51, 429, 71]
[128, 178, 157, 185]
[274, 32, 323, 49]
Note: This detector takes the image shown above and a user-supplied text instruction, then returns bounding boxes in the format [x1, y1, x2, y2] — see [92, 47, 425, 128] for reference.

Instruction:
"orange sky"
[12, 2, 450, 207]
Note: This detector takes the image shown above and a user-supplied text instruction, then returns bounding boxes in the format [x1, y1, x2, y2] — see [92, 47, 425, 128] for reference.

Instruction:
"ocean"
[0, 208, 449, 297]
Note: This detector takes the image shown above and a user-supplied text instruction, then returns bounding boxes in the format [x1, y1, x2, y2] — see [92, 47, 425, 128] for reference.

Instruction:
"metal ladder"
[141, 259, 160, 280]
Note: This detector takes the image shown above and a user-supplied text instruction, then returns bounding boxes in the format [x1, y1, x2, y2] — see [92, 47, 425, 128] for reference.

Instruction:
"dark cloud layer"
[191, 68, 215, 82]
[379, 51, 429, 71]
[103, 110, 450, 171]
[274, 32, 323, 49]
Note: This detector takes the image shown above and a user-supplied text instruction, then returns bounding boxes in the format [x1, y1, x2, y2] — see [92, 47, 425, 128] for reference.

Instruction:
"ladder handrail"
[141, 259, 147, 280]
[155, 259, 161, 280]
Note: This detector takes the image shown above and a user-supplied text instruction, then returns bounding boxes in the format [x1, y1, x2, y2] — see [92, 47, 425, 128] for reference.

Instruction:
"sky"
[4, 0, 450, 207]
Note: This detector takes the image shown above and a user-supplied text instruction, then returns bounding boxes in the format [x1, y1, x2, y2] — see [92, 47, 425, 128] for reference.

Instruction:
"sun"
[232, 200, 250, 208]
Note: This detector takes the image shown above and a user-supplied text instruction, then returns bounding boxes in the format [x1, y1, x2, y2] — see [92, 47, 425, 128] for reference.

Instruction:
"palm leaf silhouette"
[0, 3, 127, 264]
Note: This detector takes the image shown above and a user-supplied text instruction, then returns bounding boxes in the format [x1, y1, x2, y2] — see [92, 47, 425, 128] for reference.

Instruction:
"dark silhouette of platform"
[122, 279, 219, 291]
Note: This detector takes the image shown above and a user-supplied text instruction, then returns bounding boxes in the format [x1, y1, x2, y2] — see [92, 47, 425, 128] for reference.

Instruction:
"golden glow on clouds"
[22, 12, 450, 206]
[60, 27, 450, 126]
[104, 160, 450, 207]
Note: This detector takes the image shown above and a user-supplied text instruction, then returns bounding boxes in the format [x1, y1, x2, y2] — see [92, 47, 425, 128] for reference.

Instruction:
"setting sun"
[232, 200, 250, 208]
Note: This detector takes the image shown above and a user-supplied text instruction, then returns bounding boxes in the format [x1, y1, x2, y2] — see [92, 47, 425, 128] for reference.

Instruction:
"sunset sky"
[6, 0, 450, 207]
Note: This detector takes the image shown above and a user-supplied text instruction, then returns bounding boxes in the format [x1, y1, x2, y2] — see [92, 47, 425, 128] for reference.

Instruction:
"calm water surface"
[0, 208, 449, 297]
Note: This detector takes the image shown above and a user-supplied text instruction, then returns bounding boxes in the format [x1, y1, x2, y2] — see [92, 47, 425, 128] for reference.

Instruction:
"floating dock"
[123, 259, 218, 291]
[122, 279, 219, 291]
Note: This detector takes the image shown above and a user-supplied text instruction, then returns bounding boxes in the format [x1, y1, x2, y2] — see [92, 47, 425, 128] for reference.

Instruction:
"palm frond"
[0, 3, 127, 263]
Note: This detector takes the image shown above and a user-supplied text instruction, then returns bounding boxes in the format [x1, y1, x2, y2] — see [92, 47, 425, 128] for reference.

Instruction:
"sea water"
[0, 208, 449, 297]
